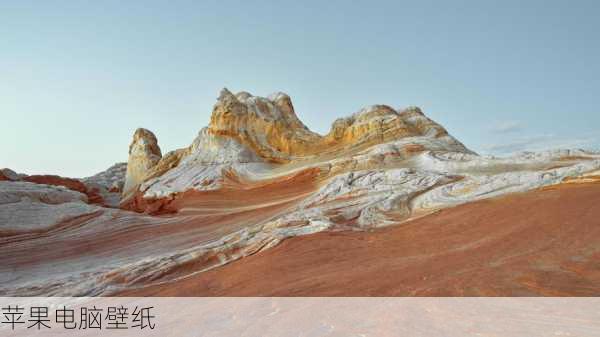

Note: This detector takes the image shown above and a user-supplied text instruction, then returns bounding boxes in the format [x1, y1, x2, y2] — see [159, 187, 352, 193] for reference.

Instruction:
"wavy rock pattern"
[2, 89, 600, 296]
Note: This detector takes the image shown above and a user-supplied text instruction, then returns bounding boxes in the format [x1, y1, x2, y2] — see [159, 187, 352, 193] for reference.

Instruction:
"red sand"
[120, 182, 600, 296]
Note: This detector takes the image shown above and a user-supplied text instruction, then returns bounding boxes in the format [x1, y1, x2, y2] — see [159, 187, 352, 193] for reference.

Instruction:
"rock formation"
[23, 175, 88, 194]
[206, 88, 471, 163]
[81, 162, 127, 207]
[122, 89, 473, 209]
[122, 128, 162, 197]
[2, 88, 600, 297]
[0, 168, 24, 181]
[0, 162, 127, 235]
[0, 181, 98, 233]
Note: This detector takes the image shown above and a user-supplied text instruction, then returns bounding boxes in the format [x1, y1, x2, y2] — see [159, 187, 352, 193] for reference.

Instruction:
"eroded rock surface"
[120, 182, 600, 296]
[207, 89, 471, 163]
[0, 181, 99, 233]
[2, 88, 600, 296]
[0, 168, 24, 181]
[81, 162, 127, 207]
[122, 128, 162, 197]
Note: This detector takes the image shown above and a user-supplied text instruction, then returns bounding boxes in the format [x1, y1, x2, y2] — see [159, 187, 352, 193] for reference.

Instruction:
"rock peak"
[121, 90, 473, 201]
[217, 87, 236, 103]
[206, 89, 471, 162]
[209, 89, 319, 162]
[123, 128, 162, 196]
[129, 128, 160, 154]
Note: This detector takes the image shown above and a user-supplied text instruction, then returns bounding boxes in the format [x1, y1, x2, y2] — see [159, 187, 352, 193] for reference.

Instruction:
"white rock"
[0, 181, 98, 232]
[0, 181, 87, 205]
[300, 168, 455, 227]
[141, 129, 268, 198]
[0, 200, 98, 232]
[81, 162, 127, 207]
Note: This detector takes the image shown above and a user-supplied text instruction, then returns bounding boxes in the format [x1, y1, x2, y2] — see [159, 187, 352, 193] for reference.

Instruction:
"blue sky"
[2, 1, 599, 177]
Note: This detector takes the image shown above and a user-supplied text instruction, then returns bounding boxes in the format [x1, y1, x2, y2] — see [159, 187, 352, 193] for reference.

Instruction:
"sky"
[1, 0, 599, 177]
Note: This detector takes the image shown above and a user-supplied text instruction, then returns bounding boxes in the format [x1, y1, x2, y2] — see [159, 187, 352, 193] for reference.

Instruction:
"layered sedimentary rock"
[122, 128, 162, 197]
[0, 181, 99, 233]
[122, 89, 473, 210]
[0, 162, 128, 235]
[0, 168, 27, 181]
[121, 182, 600, 296]
[2, 88, 600, 297]
[23, 175, 88, 194]
[81, 162, 127, 207]
[207, 88, 470, 163]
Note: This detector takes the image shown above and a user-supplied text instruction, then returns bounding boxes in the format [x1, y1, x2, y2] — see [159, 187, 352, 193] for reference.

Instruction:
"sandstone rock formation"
[2, 88, 600, 297]
[0, 181, 99, 233]
[121, 181, 600, 296]
[0, 164, 126, 209]
[122, 89, 473, 208]
[0, 168, 24, 181]
[0, 172, 10, 181]
[23, 175, 88, 194]
[122, 128, 162, 197]
[0, 161, 128, 235]
[82, 162, 127, 207]
[207, 88, 471, 163]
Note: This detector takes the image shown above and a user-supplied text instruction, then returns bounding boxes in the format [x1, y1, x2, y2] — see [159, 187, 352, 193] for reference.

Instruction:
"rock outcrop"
[0, 168, 24, 181]
[122, 128, 162, 197]
[208, 89, 322, 162]
[0, 166, 126, 208]
[0, 181, 99, 233]
[122, 89, 473, 209]
[207, 89, 471, 163]
[81, 162, 127, 207]
[3, 88, 600, 297]
[23, 175, 88, 194]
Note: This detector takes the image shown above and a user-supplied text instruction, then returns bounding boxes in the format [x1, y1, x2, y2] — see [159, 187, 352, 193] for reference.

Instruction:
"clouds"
[490, 120, 523, 134]
[480, 119, 600, 155]
[480, 132, 600, 155]
[481, 134, 554, 154]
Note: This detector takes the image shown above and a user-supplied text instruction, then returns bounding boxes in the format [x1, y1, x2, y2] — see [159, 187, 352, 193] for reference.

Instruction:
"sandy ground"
[120, 182, 600, 296]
